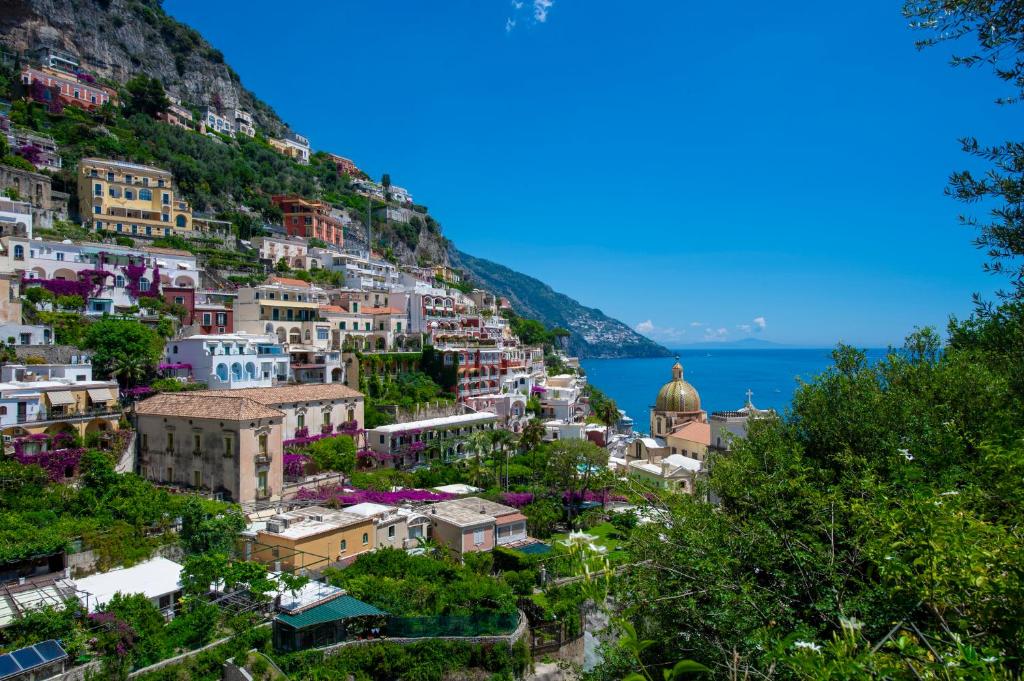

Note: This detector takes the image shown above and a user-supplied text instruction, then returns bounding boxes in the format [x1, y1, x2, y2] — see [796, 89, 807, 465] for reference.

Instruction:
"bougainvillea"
[562, 488, 627, 504]
[157, 362, 192, 371]
[121, 386, 154, 399]
[12, 433, 84, 481]
[88, 611, 135, 657]
[293, 485, 453, 506]
[25, 269, 112, 300]
[122, 263, 160, 299]
[501, 492, 535, 508]
[336, 420, 362, 436]
[531, 385, 547, 395]
[284, 453, 311, 478]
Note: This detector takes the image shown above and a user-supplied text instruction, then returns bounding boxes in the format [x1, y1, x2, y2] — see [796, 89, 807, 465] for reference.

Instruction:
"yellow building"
[77, 158, 193, 239]
[251, 506, 376, 572]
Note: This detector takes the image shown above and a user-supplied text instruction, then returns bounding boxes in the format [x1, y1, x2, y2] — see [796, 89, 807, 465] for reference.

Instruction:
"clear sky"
[165, 0, 1014, 347]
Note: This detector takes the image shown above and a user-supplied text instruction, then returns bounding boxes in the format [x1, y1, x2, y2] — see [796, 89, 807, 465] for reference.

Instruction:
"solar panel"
[34, 640, 67, 663]
[0, 656, 21, 678]
[10, 647, 42, 669]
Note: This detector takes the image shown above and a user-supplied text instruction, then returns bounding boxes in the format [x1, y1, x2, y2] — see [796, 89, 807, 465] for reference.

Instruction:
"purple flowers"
[12, 433, 84, 481]
[501, 492, 535, 508]
[531, 386, 547, 395]
[157, 362, 192, 371]
[562, 489, 627, 504]
[284, 453, 310, 478]
[122, 263, 160, 299]
[294, 485, 454, 506]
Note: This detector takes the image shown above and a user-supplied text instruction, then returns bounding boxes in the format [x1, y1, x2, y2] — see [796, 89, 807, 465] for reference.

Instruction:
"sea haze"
[581, 348, 889, 431]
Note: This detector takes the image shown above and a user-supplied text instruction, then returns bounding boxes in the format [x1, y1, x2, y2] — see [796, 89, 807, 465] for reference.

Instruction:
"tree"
[179, 497, 245, 555]
[381, 172, 392, 202]
[465, 431, 493, 488]
[81, 319, 162, 381]
[101, 592, 169, 667]
[124, 75, 170, 118]
[110, 353, 149, 388]
[522, 499, 562, 539]
[519, 418, 545, 453]
[904, 0, 1024, 295]
[544, 439, 608, 518]
[307, 435, 357, 475]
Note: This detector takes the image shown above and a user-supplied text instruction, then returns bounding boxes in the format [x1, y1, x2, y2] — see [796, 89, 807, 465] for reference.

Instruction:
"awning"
[87, 388, 116, 403]
[46, 391, 76, 406]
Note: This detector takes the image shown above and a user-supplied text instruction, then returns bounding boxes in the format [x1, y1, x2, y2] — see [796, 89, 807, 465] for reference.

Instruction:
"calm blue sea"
[581, 348, 888, 431]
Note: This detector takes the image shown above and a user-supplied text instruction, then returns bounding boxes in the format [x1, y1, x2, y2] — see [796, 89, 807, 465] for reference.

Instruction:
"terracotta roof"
[134, 393, 283, 421]
[197, 384, 364, 405]
[319, 305, 345, 314]
[669, 420, 711, 445]
[362, 307, 403, 315]
[267, 276, 311, 288]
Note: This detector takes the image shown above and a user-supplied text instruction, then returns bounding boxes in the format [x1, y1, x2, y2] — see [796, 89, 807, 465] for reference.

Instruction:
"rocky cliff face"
[0, 0, 286, 135]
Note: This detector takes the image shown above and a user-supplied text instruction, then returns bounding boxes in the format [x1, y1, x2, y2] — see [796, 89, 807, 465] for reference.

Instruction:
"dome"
[655, 360, 701, 413]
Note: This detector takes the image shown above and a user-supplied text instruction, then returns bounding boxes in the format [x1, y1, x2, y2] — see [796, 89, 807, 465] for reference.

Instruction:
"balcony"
[255, 453, 272, 465]
[11, 406, 121, 426]
[255, 489, 271, 501]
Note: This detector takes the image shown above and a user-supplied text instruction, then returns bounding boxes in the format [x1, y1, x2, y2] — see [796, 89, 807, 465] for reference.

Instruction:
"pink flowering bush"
[294, 485, 454, 506]
[501, 492, 535, 508]
[284, 453, 311, 478]
[562, 489, 627, 504]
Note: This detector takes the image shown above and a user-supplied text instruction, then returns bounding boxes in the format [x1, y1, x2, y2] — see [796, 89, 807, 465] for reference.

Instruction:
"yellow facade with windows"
[77, 158, 193, 239]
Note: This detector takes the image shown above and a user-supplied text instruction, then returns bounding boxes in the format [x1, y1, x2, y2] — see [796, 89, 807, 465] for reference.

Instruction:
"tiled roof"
[267, 276, 310, 288]
[669, 421, 711, 445]
[141, 246, 193, 257]
[319, 305, 345, 313]
[276, 595, 386, 630]
[362, 307, 403, 315]
[134, 393, 283, 421]
[197, 383, 364, 404]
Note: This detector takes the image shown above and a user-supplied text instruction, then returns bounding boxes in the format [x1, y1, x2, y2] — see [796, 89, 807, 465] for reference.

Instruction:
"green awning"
[276, 596, 386, 630]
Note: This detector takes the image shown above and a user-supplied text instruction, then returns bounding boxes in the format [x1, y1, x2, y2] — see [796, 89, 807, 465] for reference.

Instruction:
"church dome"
[655, 360, 701, 413]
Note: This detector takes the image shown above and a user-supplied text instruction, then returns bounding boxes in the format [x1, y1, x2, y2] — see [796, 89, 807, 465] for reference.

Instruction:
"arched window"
[340, 539, 347, 551]
[362, 533, 369, 545]
[0, 406, 6, 415]
[138, 277, 150, 292]
[216, 364, 228, 382]
[244, 362, 256, 379]
[347, 408, 355, 422]
[175, 215, 187, 228]
[231, 363, 242, 381]
[139, 188, 152, 201]
[115, 275, 125, 288]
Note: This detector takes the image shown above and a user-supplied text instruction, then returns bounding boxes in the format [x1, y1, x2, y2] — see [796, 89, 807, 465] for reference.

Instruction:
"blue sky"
[165, 1, 1013, 347]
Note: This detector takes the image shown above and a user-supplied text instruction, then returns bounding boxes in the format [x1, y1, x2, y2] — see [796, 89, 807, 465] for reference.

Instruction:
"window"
[216, 313, 227, 325]
[364, 323, 371, 331]
[362, 532, 369, 545]
[166, 432, 174, 450]
[139, 188, 152, 201]
[259, 434, 268, 455]
[125, 175, 133, 184]
[297, 413, 305, 428]
[317, 328, 328, 341]
[115, 275, 125, 287]
[141, 434, 148, 450]
[176, 215, 186, 228]
[223, 434, 234, 455]
[193, 470, 201, 487]
[106, 172, 114, 182]
[322, 409, 331, 427]
[193, 433, 201, 453]
[139, 278, 149, 292]
[202, 312, 212, 326]
[13, 245, 23, 260]
[339, 321, 346, 330]
[94, 183, 102, 196]
[174, 296, 185, 305]
[93, 205, 100, 214]
[340, 539, 347, 552]
[124, 189, 134, 200]
[388, 525, 395, 538]
[473, 529, 485, 545]
[162, 193, 170, 205]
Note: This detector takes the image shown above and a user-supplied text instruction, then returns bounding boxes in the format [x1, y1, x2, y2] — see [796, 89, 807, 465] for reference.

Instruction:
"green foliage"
[323, 549, 516, 617]
[102, 592, 170, 668]
[179, 497, 245, 556]
[281, 638, 530, 681]
[124, 75, 170, 118]
[81, 318, 163, 381]
[306, 435, 357, 474]
[522, 499, 563, 539]
[1, 600, 86, 657]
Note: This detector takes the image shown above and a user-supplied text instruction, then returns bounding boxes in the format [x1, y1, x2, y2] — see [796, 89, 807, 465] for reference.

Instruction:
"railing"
[255, 454, 272, 465]
[12, 406, 121, 425]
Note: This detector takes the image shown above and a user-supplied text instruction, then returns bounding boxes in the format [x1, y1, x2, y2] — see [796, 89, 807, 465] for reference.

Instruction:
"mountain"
[1, 0, 287, 136]
[450, 250, 671, 359]
[1, 0, 659, 357]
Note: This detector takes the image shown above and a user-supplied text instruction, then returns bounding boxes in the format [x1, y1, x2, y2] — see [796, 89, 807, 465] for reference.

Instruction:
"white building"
[281, 133, 310, 164]
[234, 109, 256, 137]
[1, 362, 92, 383]
[3, 237, 200, 316]
[253, 235, 309, 269]
[388, 184, 412, 205]
[367, 411, 498, 469]
[73, 557, 183, 616]
[165, 333, 290, 389]
[309, 248, 401, 290]
[0, 324, 52, 346]
[0, 198, 32, 239]
[202, 106, 234, 136]
[709, 392, 774, 452]
[537, 374, 587, 422]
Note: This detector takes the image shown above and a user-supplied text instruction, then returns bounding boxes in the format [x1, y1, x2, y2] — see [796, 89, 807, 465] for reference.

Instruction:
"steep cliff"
[451, 250, 671, 359]
[0, 0, 286, 135]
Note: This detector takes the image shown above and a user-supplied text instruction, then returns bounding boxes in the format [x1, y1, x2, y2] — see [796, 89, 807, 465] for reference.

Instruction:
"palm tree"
[488, 430, 516, 491]
[597, 400, 621, 444]
[110, 353, 149, 388]
[519, 419, 545, 454]
[415, 535, 445, 560]
[466, 431, 492, 488]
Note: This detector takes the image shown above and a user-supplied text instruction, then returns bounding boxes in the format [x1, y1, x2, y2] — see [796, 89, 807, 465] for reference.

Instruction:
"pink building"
[20, 66, 117, 112]
[427, 497, 528, 559]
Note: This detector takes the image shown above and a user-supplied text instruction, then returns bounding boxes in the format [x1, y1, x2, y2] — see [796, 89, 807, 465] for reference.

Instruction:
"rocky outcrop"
[0, 0, 286, 135]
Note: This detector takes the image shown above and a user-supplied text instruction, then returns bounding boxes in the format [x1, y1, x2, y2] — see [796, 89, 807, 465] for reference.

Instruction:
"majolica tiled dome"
[655, 360, 701, 413]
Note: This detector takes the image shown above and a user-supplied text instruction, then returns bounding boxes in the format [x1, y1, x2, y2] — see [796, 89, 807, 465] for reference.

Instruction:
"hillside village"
[0, 26, 768, 681]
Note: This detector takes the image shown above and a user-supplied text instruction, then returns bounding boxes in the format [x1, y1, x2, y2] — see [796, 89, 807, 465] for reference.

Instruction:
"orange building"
[271, 195, 344, 247]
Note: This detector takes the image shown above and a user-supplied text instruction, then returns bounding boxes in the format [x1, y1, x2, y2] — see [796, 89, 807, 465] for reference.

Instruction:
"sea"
[581, 348, 889, 430]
